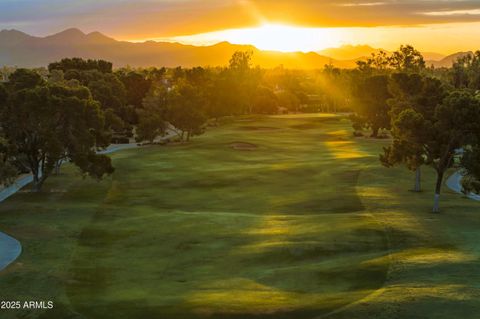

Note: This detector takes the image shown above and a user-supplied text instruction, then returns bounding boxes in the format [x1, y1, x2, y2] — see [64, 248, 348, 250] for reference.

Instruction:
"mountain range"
[0, 28, 472, 69]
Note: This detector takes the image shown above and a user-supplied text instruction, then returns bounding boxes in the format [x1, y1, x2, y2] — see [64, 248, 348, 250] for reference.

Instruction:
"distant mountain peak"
[51, 27, 85, 37]
[212, 41, 241, 48]
[319, 44, 387, 60]
[0, 29, 34, 46]
[0, 29, 29, 35]
[211, 41, 257, 51]
[214, 41, 233, 46]
[337, 44, 378, 50]
[87, 31, 105, 37]
[64, 27, 84, 34]
[41, 28, 87, 44]
[39, 28, 118, 45]
[428, 51, 473, 68]
[86, 31, 116, 43]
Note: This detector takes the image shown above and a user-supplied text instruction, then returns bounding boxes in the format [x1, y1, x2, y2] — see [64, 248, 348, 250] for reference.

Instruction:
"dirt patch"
[230, 142, 258, 151]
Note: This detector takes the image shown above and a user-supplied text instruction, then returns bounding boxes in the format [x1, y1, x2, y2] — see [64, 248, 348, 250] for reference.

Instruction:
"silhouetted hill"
[427, 51, 473, 68]
[0, 28, 353, 69]
[0, 29, 35, 46]
[1, 28, 469, 69]
[319, 45, 385, 60]
[421, 51, 446, 61]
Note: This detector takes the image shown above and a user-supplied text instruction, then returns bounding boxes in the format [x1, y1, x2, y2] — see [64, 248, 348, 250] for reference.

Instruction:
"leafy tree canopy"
[49, 57, 113, 73]
[1, 69, 114, 191]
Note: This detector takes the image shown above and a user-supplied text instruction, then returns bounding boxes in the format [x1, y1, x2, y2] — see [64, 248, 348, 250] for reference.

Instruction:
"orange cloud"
[3, 0, 480, 39]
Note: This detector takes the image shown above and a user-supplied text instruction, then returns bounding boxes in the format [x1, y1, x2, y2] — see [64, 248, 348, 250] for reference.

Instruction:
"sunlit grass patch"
[375, 283, 473, 302]
[363, 248, 476, 268]
[324, 140, 371, 159]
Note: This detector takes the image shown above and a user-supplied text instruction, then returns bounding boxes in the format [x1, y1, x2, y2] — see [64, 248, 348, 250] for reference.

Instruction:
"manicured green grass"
[0, 114, 479, 319]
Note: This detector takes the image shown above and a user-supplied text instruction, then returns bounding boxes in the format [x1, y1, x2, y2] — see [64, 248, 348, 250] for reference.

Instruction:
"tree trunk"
[433, 193, 441, 214]
[32, 173, 46, 192]
[36, 176, 48, 192]
[32, 173, 40, 192]
[432, 171, 444, 213]
[54, 160, 62, 175]
[186, 131, 191, 142]
[413, 167, 421, 192]
[31, 162, 48, 192]
[370, 126, 379, 138]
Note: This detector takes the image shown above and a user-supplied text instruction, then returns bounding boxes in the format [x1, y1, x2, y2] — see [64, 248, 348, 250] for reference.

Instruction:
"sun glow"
[157, 23, 349, 53]
[132, 21, 480, 55]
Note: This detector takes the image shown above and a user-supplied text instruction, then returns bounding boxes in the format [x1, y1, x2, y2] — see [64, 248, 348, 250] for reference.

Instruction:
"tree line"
[1, 48, 480, 213]
[0, 53, 352, 191]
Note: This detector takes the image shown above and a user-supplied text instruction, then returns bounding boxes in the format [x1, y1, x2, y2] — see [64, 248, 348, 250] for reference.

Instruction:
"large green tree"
[207, 69, 240, 118]
[390, 90, 480, 212]
[167, 80, 207, 142]
[136, 85, 168, 143]
[1, 69, 114, 191]
[252, 87, 278, 114]
[355, 45, 425, 75]
[389, 45, 426, 73]
[0, 84, 17, 184]
[49, 59, 129, 130]
[228, 51, 262, 114]
[450, 51, 480, 90]
[116, 70, 152, 110]
[382, 73, 446, 191]
[351, 75, 392, 137]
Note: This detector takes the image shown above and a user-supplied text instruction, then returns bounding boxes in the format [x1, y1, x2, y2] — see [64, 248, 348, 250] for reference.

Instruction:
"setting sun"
[161, 23, 348, 53]
[138, 21, 480, 55]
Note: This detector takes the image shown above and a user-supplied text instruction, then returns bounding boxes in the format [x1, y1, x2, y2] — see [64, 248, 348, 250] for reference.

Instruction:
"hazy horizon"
[1, 26, 475, 59]
[134, 22, 480, 55]
[2, 1, 480, 54]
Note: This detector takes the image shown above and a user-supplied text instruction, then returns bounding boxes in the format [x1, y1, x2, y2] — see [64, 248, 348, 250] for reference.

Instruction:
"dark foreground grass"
[0, 114, 479, 319]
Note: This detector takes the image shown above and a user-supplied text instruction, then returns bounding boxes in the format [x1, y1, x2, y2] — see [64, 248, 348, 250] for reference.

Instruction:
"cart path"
[446, 171, 480, 201]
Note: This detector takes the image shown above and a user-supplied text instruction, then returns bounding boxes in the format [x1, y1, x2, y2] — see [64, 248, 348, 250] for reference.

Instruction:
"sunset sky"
[1, 0, 480, 53]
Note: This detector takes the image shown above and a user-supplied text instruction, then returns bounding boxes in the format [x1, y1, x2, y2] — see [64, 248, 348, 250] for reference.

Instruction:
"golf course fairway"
[0, 114, 479, 319]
